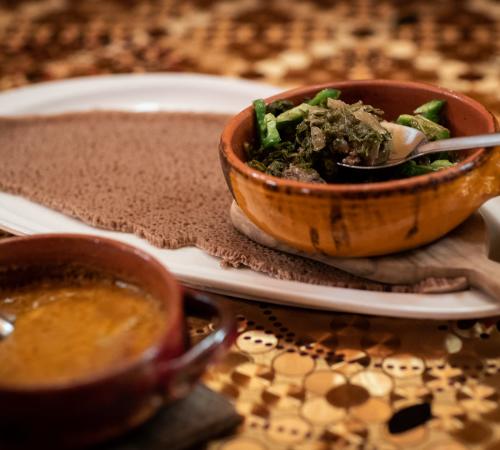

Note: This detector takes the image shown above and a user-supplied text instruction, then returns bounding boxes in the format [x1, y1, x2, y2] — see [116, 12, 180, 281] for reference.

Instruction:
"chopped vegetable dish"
[246, 89, 453, 183]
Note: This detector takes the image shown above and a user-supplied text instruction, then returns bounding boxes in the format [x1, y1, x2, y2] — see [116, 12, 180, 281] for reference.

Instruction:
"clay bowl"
[0, 234, 236, 450]
[220, 80, 500, 257]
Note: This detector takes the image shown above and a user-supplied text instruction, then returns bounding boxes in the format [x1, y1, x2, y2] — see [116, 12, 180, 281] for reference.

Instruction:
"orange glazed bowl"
[219, 80, 500, 257]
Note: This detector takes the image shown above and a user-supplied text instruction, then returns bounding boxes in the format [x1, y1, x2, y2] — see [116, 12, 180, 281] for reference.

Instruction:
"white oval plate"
[0, 73, 498, 319]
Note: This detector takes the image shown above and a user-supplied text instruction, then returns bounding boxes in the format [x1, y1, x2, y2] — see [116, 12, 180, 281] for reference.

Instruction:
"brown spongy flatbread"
[0, 112, 462, 293]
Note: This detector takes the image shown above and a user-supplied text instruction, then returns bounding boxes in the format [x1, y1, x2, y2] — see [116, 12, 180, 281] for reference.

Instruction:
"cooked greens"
[247, 90, 454, 183]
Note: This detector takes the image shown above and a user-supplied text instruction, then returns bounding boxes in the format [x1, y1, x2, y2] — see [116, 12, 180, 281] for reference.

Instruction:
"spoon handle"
[418, 133, 500, 156]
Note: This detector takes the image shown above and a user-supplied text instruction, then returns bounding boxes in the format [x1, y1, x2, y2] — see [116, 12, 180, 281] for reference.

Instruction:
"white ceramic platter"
[0, 73, 498, 319]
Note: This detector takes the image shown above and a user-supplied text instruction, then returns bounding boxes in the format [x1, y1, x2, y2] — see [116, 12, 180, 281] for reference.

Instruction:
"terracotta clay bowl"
[0, 234, 236, 450]
[220, 80, 500, 257]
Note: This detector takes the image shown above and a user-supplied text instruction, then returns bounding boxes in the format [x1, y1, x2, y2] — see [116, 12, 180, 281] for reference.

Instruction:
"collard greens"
[247, 91, 453, 183]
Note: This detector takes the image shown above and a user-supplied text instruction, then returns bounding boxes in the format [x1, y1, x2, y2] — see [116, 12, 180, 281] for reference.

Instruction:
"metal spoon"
[0, 313, 14, 339]
[338, 121, 500, 170]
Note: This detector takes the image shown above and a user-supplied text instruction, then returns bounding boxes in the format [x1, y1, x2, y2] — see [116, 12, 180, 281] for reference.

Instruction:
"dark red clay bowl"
[0, 234, 235, 450]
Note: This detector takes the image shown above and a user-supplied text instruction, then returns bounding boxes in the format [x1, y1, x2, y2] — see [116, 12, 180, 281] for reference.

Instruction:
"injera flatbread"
[0, 112, 462, 293]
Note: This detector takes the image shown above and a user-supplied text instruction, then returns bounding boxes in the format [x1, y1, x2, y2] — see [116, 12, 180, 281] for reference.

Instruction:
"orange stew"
[0, 278, 165, 387]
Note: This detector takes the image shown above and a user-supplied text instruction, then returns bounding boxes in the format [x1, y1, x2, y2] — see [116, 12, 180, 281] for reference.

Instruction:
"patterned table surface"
[1, 1, 500, 449]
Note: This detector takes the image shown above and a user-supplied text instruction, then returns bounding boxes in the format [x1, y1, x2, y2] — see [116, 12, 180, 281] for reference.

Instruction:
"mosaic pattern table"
[1, 1, 500, 448]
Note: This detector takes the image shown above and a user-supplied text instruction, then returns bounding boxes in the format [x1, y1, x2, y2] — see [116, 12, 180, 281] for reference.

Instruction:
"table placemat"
[1, 1, 499, 448]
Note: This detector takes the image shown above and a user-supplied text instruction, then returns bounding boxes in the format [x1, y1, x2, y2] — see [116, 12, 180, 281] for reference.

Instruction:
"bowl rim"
[0, 233, 183, 394]
[220, 79, 497, 196]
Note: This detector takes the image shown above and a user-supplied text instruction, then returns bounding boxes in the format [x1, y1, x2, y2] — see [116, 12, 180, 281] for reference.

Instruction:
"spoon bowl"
[339, 124, 500, 170]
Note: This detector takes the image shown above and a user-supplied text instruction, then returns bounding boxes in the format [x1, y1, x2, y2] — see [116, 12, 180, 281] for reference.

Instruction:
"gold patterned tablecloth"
[1, 1, 500, 449]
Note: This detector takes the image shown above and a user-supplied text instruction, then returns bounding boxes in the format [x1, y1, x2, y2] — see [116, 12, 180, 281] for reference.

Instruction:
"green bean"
[253, 99, 267, 141]
[396, 114, 450, 141]
[413, 99, 446, 123]
[262, 113, 281, 148]
[275, 89, 341, 126]
[276, 103, 313, 126]
[307, 88, 341, 106]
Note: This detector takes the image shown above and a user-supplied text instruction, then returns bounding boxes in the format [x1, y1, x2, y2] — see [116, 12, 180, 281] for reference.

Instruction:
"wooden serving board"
[231, 201, 500, 301]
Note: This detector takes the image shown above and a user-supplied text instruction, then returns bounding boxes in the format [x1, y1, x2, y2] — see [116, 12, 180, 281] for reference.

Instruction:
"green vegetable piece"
[396, 114, 450, 141]
[252, 100, 281, 148]
[253, 99, 267, 141]
[307, 88, 341, 106]
[276, 103, 313, 126]
[400, 161, 433, 176]
[400, 159, 454, 177]
[414, 99, 445, 123]
[429, 159, 454, 170]
[262, 113, 281, 148]
[395, 114, 413, 127]
[275, 89, 341, 126]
